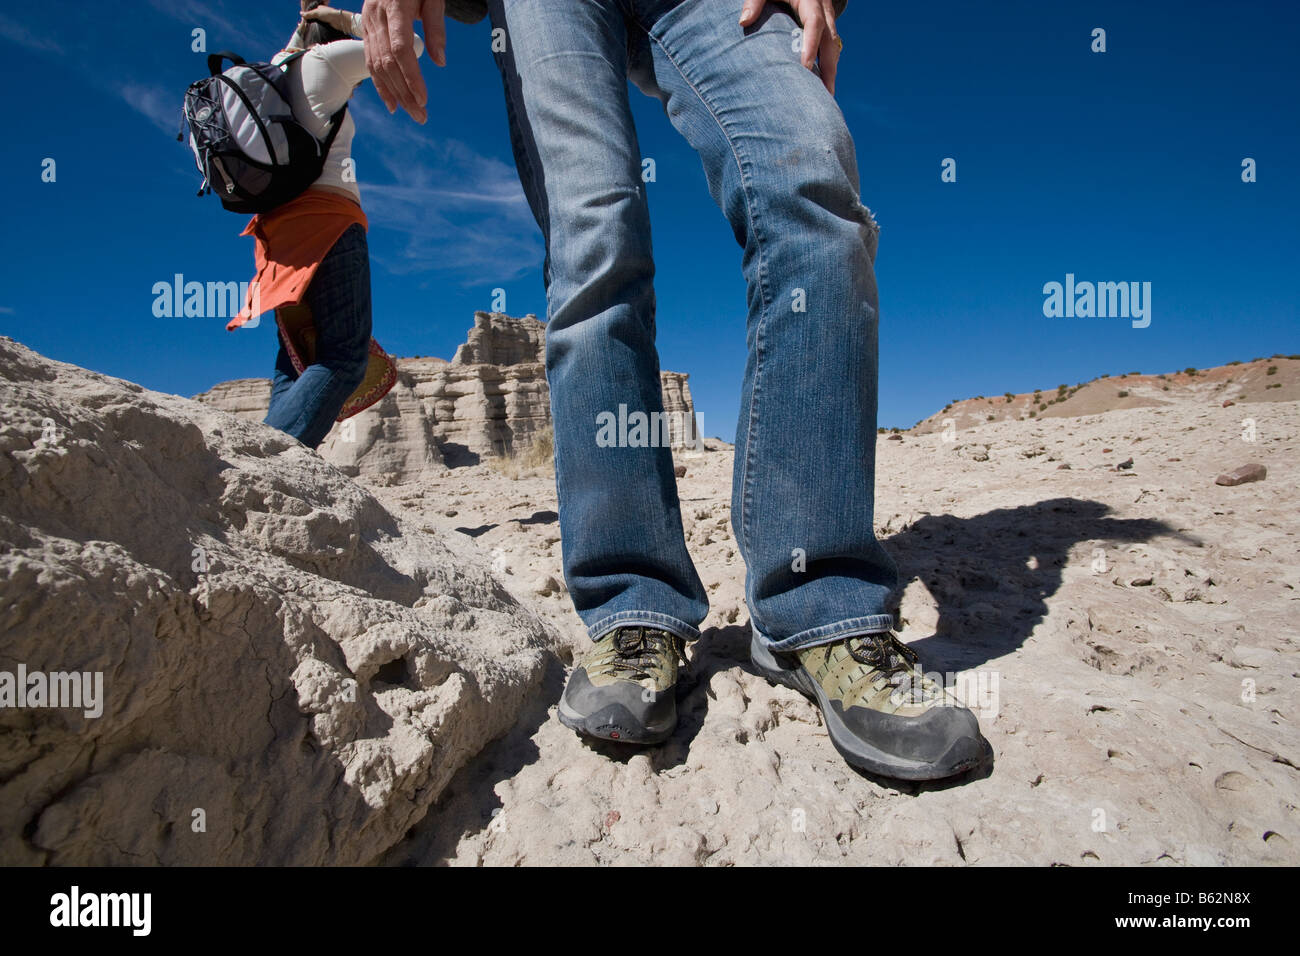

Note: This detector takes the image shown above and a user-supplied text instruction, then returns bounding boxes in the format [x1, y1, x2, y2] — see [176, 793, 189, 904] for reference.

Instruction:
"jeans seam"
[639, 15, 772, 569]
[587, 609, 702, 644]
[756, 614, 897, 652]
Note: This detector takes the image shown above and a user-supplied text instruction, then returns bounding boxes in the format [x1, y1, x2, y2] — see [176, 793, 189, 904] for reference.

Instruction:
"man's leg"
[488, 0, 708, 646]
[487, 0, 709, 745]
[625, 0, 989, 778]
[627, 0, 897, 650]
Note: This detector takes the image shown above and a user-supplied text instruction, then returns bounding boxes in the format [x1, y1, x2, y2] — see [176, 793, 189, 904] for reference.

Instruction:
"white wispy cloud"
[348, 97, 542, 281]
[6, 3, 541, 282]
[1, 11, 188, 140]
[0, 20, 63, 55]
[142, 0, 279, 56]
[118, 82, 182, 135]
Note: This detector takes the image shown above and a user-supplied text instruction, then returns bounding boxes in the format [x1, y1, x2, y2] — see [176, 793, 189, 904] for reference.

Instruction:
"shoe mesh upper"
[579, 626, 683, 692]
[798, 635, 953, 717]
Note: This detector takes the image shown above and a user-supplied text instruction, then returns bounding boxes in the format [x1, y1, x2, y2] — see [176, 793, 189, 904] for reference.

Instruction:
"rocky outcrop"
[195, 312, 700, 480]
[0, 337, 556, 865]
[659, 371, 698, 448]
[190, 377, 269, 420]
[452, 310, 547, 366]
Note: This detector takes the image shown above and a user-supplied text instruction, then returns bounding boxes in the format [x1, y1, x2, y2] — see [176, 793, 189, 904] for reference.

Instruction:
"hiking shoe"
[750, 628, 990, 780]
[557, 626, 686, 744]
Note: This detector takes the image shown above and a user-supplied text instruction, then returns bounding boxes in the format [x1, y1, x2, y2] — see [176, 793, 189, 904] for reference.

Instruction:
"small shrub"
[488, 427, 554, 478]
[1267, 365, 1278, 375]
[1117, 390, 1129, 398]
[1184, 367, 1197, 375]
[1267, 382, 1282, 389]
[1227, 360, 1242, 366]
[986, 414, 995, 421]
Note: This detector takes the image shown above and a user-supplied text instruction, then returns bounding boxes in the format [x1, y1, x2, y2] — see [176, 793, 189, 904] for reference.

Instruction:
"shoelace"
[846, 632, 938, 706]
[608, 627, 684, 681]
[846, 631, 920, 675]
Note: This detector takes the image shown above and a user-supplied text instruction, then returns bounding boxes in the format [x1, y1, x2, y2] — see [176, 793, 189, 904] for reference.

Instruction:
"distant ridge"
[906, 354, 1300, 434]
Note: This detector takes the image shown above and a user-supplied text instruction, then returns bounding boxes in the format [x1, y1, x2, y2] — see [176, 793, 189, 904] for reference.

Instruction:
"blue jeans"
[489, 0, 898, 652]
[264, 222, 372, 449]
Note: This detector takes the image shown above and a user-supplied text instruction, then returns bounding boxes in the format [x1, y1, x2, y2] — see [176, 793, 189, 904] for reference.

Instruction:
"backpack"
[179, 50, 346, 214]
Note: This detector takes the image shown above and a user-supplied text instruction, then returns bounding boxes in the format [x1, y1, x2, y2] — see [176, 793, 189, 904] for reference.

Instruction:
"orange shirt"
[229, 190, 368, 331]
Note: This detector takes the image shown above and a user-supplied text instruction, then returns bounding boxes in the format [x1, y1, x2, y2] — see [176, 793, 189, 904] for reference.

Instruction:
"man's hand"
[739, 0, 841, 95]
[362, 0, 446, 124]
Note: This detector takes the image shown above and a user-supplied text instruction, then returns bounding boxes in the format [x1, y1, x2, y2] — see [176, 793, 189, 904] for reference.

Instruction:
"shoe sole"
[556, 694, 676, 746]
[749, 630, 990, 781]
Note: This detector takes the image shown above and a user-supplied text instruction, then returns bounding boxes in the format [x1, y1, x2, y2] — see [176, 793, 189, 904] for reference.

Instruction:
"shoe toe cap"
[839, 699, 989, 766]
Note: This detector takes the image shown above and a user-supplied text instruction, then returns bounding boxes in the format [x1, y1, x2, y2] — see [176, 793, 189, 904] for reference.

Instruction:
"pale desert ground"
[379, 398, 1298, 866]
[2, 338, 1296, 866]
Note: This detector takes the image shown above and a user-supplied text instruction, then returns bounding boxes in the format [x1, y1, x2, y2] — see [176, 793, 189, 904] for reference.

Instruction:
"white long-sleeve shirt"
[271, 14, 424, 202]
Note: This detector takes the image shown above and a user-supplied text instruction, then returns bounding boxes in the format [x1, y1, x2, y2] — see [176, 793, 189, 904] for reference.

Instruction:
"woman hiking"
[227, 2, 424, 449]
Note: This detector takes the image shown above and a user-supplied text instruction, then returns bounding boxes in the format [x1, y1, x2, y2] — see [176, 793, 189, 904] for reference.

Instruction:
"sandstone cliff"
[193, 312, 699, 482]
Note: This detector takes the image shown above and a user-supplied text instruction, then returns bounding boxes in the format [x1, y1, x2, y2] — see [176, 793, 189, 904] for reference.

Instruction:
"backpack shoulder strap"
[207, 51, 246, 76]
[274, 49, 309, 69]
[319, 104, 349, 154]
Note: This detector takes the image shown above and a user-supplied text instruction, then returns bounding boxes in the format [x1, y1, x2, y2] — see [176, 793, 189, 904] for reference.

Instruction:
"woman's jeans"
[489, 0, 899, 652]
[263, 223, 371, 450]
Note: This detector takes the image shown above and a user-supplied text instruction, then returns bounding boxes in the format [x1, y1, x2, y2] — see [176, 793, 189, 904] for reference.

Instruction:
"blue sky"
[1, 0, 1295, 435]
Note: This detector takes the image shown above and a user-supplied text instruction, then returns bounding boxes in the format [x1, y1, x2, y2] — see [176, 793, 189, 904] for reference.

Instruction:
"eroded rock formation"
[194, 312, 699, 481]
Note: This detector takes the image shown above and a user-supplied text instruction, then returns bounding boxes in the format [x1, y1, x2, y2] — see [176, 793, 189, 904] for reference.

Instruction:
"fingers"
[799, 7, 823, 70]
[363, 0, 428, 123]
[421, 0, 447, 67]
[387, 9, 429, 121]
[363, 4, 397, 113]
[738, 0, 767, 27]
[740, 0, 839, 94]
[818, 2, 839, 94]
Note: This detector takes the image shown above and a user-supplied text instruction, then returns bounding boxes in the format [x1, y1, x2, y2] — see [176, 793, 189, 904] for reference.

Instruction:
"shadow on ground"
[385, 497, 1194, 858]
[884, 497, 1194, 671]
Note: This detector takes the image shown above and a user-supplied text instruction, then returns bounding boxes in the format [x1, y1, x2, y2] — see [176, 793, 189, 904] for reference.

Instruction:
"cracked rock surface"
[0, 338, 554, 865]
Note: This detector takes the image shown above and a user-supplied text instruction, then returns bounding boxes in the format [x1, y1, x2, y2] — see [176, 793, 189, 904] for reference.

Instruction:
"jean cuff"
[757, 614, 895, 653]
[587, 609, 702, 645]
